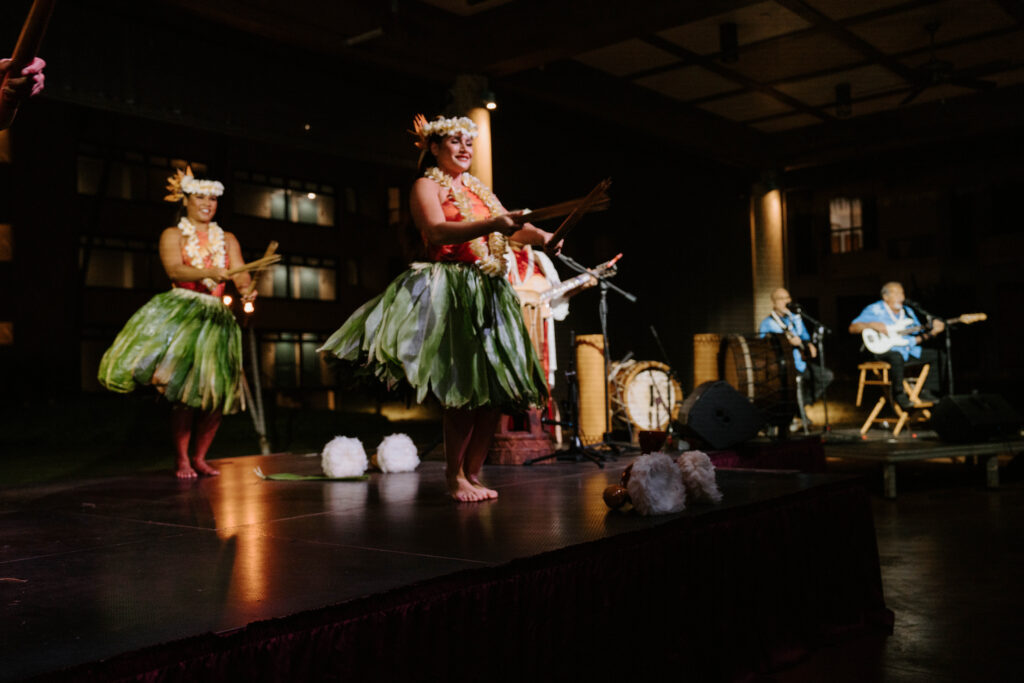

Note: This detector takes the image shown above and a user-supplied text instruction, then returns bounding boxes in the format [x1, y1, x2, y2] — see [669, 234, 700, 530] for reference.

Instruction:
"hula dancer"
[320, 114, 555, 502]
[98, 168, 256, 479]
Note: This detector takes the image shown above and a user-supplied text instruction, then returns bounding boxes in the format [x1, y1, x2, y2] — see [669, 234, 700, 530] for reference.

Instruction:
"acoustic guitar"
[862, 313, 987, 354]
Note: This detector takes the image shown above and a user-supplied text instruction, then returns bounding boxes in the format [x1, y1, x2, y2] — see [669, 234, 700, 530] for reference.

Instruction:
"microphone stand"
[557, 252, 637, 452]
[649, 324, 684, 449]
[906, 300, 953, 395]
[792, 305, 832, 432]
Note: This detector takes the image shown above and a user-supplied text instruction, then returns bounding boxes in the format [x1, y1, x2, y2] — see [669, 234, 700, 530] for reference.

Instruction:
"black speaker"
[680, 380, 765, 450]
[930, 393, 1022, 443]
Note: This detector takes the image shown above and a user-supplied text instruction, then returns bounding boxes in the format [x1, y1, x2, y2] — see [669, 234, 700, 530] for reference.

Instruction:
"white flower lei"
[178, 217, 227, 292]
[424, 167, 508, 276]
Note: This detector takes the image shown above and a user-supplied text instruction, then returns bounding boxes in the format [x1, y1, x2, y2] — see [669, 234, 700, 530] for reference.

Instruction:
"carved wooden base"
[488, 408, 554, 465]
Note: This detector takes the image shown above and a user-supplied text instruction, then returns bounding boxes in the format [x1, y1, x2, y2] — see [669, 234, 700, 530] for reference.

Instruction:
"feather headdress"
[164, 165, 225, 203]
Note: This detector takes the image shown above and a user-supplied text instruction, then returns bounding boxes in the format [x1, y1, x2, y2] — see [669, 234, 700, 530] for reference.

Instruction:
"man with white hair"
[849, 281, 945, 409]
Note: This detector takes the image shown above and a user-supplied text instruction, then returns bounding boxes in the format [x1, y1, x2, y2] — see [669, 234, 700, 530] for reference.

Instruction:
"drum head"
[619, 361, 683, 431]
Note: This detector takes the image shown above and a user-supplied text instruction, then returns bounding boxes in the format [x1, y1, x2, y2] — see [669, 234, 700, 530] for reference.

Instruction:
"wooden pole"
[0, 0, 57, 129]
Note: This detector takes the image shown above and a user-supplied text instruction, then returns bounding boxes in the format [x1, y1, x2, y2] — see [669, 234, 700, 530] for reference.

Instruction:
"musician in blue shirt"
[849, 281, 944, 409]
[759, 288, 832, 426]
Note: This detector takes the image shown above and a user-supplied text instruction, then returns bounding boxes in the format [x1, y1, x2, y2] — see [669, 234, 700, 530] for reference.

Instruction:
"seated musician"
[848, 281, 944, 409]
[758, 288, 832, 425]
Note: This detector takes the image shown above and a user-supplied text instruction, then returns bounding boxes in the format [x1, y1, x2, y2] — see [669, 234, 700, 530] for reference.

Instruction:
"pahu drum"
[609, 360, 683, 432]
[719, 334, 797, 430]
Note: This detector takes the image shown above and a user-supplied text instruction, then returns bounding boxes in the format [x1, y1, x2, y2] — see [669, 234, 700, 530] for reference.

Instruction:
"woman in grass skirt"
[98, 168, 255, 479]
[320, 114, 554, 501]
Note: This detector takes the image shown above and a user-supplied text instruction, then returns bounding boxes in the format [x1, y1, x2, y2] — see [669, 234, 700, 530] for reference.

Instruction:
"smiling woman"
[97, 167, 258, 480]
[319, 113, 556, 502]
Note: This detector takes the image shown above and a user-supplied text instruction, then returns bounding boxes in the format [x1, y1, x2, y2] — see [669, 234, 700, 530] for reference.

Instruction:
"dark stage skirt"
[319, 261, 547, 411]
[97, 288, 244, 414]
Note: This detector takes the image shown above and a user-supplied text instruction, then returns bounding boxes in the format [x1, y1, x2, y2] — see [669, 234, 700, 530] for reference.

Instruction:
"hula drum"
[609, 360, 683, 432]
[719, 334, 797, 429]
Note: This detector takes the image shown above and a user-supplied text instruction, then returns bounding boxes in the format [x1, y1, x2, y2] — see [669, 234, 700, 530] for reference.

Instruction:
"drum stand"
[525, 330, 608, 467]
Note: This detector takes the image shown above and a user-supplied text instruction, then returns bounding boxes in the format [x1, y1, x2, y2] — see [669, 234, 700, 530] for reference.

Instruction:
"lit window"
[0, 321, 12, 345]
[0, 224, 11, 261]
[829, 197, 863, 254]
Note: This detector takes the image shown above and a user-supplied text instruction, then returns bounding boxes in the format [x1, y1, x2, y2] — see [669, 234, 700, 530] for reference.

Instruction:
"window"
[829, 197, 863, 253]
[0, 224, 11, 261]
[254, 256, 337, 301]
[232, 171, 335, 226]
[76, 148, 208, 201]
[261, 332, 333, 388]
[79, 237, 166, 289]
[0, 321, 12, 346]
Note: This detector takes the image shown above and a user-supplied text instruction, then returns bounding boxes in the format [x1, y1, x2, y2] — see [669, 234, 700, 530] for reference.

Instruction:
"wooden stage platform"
[1, 452, 891, 682]
[825, 432, 1024, 498]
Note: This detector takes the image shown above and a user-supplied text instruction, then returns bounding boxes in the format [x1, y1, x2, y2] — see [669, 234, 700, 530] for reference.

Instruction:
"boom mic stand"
[649, 324, 685, 449]
[791, 303, 832, 432]
[906, 299, 953, 395]
[559, 252, 637, 454]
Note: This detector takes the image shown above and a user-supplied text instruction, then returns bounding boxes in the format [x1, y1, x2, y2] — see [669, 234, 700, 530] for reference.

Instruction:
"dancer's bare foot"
[448, 474, 490, 502]
[176, 456, 197, 479]
[192, 458, 220, 476]
[466, 474, 498, 499]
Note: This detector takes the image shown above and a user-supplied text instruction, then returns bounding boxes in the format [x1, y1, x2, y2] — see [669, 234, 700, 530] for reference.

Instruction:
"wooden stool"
[859, 363, 933, 436]
[856, 361, 891, 407]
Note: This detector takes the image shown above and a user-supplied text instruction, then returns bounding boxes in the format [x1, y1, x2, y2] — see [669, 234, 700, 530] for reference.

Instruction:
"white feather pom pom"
[374, 433, 420, 473]
[321, 436, 368, 478]
[626, 453, 687, 516]
[676, 450, 723, 504]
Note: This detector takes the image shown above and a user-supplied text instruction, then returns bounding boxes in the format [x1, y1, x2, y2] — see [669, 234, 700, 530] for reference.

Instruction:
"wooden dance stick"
[543, 178, 612, 255]
[0, 0, 57, 129]
[242, 241, 279, 296]
[523, 195, 610, 224]
[224, 253, 281, 277]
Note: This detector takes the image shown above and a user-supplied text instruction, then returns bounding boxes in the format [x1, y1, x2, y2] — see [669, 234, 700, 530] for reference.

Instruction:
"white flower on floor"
[321, 436, 368, 478]
[373, 433, 420, 473]
[676, 450, 723, 504]
[626, 453, 687, 516]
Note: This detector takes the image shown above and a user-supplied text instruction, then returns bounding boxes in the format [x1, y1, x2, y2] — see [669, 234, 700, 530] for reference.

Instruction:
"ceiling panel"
[727, 31, 864, 82]
[697, 90, 796, 121]
[635, 65, 741, 101]
[848, 0, 1016, 55]
[417, 0, 514, 15]
[656, 0, 811, 55]
[921, 30, 1024, 71]
[749, 113, 821, 132]
[775, 64, 907, 106]
[801, 0, 915, 22]
[574, 39, 681, 77]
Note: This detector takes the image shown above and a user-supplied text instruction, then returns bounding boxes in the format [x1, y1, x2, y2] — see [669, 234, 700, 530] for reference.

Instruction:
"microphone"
[905, 299, 936, 320]
[790, 302, 803, 314]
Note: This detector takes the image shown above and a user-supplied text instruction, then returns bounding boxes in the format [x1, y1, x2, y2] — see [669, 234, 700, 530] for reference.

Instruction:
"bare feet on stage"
[466, 474, 499, 500]
[448, 473, 495, 502]
[175, 457, 220, 478]
[192, 458, 221, 477]
[175, 456, 197, 480]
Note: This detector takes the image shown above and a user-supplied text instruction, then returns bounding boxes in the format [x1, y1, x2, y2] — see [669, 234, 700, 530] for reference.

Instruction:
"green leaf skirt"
[319, 261, 548, 411]
[97, 288, 244, 414]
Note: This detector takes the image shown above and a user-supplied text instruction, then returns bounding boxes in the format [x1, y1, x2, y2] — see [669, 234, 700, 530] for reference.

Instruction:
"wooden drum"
[610, 360, 683, 432]
[719, 333, 798, 429]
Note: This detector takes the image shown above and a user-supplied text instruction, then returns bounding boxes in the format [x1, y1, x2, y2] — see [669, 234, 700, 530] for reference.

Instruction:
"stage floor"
[2, 452, 874, 682]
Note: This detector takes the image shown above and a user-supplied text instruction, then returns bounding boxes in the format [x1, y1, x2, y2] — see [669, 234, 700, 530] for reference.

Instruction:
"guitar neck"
[540, 271, 593, 303]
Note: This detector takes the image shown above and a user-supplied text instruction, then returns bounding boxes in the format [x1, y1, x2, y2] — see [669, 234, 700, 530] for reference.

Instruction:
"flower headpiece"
[410, 113, 478, 151]
[164, 166, 225, 203]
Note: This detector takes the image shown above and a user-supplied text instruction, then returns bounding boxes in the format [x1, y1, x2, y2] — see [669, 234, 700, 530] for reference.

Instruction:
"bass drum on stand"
[609, 360, 683, 433]
[719, 334, 798, 431]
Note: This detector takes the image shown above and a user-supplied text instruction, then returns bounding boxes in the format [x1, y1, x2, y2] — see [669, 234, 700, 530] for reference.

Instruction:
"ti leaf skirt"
[319, 262, 547, 411]
[98, 288, 244, 414]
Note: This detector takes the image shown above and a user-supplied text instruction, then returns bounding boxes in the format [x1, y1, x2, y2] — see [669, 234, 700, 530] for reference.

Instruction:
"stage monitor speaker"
[930, 393, 1022, 443]
[680, 380, 764, 450]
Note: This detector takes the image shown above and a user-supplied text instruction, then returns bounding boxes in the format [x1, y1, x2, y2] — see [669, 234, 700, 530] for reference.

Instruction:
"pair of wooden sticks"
[226, 242, 279, 297]
[522, 179, 612, 254]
